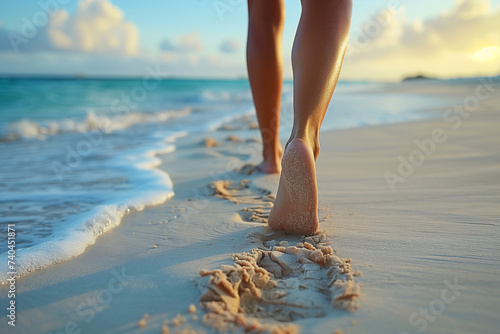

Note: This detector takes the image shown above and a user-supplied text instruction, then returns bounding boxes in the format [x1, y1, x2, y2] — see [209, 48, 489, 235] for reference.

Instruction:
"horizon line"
[0, 73, 498, 83]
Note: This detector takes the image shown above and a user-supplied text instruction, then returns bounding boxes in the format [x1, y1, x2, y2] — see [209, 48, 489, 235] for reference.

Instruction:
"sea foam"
[1, 108, 191, 141]
[0, 135, 181, 284]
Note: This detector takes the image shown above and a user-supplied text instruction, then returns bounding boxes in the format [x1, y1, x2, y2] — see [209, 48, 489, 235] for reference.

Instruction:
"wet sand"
[0, 81, 499, 333]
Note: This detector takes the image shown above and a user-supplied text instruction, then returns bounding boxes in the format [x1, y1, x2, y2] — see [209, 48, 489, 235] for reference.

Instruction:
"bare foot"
[268, 138, 318, 235]
[256, 160, 281, 174]
[256, 144, 283, 174]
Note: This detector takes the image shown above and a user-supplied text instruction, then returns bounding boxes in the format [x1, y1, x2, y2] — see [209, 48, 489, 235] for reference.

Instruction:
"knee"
[248, 0, 285, 29]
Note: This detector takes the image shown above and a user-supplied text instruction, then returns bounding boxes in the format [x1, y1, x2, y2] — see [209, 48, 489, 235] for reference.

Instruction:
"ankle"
[262, 142, 283, 162]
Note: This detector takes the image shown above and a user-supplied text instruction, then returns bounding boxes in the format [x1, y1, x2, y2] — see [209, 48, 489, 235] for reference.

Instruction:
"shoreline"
[1, 81, 499, 333]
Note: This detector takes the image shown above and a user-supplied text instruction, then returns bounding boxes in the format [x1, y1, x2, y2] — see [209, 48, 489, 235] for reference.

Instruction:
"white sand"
[0, 81, 499, 333]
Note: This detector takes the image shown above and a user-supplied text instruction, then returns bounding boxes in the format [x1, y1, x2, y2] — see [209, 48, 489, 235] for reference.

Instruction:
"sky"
[0, 0, 499, 81]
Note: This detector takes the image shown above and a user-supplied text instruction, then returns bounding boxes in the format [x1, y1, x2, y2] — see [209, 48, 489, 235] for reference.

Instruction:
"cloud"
[219, 38, 240, 54]
[48, 0, 139, 54]
[159, 32, 203, 53]
[342, 0, 500, 80]
[0, 0, 139, 55]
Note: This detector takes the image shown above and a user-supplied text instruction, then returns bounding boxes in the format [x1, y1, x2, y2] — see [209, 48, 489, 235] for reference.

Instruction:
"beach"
[1, 79, 499, 333]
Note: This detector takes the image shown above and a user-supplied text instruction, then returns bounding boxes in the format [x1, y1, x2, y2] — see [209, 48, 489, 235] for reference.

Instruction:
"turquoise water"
[0, 78, 442, 282]
[0, 78, 257, 283]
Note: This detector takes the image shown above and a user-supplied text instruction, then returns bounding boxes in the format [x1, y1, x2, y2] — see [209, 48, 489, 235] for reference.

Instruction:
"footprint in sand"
[236, 163, 260, 176]
[209, 178, 274, 224]
[199, 177, 361, 333]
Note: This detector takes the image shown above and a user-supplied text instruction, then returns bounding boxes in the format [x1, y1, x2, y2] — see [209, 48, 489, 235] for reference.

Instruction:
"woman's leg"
[268, 0, 352, 235]
[246, 0, 285, 174]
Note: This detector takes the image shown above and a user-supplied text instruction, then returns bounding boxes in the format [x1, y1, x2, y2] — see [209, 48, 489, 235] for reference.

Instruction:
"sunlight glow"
[471, 47, 500, 62]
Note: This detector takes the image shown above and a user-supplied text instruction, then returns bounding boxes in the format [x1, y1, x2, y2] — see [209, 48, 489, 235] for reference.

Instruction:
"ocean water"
[0, 78, 442, 283]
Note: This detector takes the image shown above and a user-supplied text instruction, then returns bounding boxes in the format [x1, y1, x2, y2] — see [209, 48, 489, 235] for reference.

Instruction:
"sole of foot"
[268, 138, 318, 235]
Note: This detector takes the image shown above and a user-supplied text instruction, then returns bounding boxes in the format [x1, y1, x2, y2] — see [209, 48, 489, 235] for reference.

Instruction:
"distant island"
[402, 74, 436, 81]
